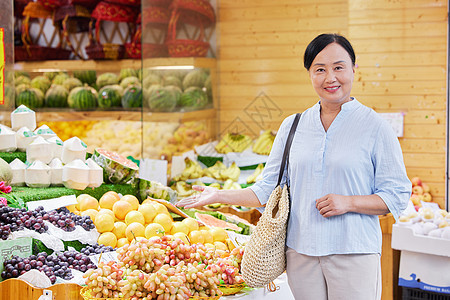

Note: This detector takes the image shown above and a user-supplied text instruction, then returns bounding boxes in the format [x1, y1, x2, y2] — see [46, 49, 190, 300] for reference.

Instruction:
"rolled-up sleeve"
[372, 121, 412, 221]
[249, 114, 296, 206]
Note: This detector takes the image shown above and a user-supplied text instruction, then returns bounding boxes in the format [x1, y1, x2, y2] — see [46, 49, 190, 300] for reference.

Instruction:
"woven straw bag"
[241, 113, 301, 288]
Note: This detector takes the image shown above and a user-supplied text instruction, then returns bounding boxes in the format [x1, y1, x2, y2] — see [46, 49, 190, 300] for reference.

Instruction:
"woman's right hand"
[175, 185, 220, 209]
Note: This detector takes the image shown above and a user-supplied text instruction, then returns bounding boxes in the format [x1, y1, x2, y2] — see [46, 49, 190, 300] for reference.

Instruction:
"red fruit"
[411, 177, 422, 186]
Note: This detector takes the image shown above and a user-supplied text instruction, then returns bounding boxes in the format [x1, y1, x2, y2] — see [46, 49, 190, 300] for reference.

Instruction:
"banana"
[253, 130, 275, 155]
[176, 181, 195, 198]
[209, 182, 222, 189]
[220, 162, 240, 182]
[222, 179, 234, 190]
[216, 133, 253, 153]
[231, 182, 242, 189]
[246, 163, 264, 184]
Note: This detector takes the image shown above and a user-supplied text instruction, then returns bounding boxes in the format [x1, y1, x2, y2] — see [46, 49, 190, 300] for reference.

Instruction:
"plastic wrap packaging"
[86, 158, 103, 188]
[18, 269, 52, 289]
[16, 126, 37, 152]
[0, 124, 17, 152]
[26, 136, 54, 164]
[61, 137, 87, 164]
[9, 158, 27, 186]
[49, 158, 63, 186]
[46, 136, 63, 159]
[62, 159, 90, 190]
[11, 105, 36, 131]
[25, 160, 52, 188]
[34, 124, 57, 140]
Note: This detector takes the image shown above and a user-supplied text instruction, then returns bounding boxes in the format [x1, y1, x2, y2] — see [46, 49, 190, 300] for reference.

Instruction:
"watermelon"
[195, 212, 243, 232]
[143, 73, 162, 89]
[73, 70, 97, 85]
[147, 86, 177, 112]
[0, 157, 13, 186]
[30, 76, 51, 93]
[15, 83, 31, 95]
[120, 76, 141, 89]
[165, 85, 182, 106]
[121, 85, 142, 108]
[14, 71, 30, 79]
[45, 84, 69, 107]
[162, 75, 182, 90]
[63, 77, 83, 91]
[182, 69, 208, 90]
[91, 148, 139, 184]
[52, 73, 70, 85]
[96, 72, 119, 90]
[15, 87, 44, 109]
[179, 86, 208, 110]
[14, 75, 31, 86]
[119, 68, 138, 81]
[68, 86, 98, 110]
[44, 71, 63, 81]
[98, 85, 123, 108]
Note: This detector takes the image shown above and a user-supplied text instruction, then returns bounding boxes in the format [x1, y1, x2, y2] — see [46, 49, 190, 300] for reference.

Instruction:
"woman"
[176, 33, 411, 300]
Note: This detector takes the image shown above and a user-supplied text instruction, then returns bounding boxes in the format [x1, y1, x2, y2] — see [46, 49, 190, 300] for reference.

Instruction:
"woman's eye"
[335, 66, 343, 70]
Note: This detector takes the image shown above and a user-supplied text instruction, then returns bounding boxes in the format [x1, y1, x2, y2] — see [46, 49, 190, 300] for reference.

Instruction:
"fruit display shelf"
[0, 278, 83, 300]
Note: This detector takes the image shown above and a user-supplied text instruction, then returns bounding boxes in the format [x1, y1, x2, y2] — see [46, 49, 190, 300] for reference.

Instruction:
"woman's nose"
[325, 71, 336, 82]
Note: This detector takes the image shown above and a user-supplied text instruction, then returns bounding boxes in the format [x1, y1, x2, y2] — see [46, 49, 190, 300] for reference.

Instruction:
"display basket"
[218, 283, 246, 295]
[80, 286, 128, 300]
[189, 296, 221, 300]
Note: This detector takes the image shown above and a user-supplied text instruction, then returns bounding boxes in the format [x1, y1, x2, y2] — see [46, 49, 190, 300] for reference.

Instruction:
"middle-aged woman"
[176, 33, 412, 299]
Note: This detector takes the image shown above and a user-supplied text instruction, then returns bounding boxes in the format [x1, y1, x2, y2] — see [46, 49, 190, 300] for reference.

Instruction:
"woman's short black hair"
[303, 33, 356, 71]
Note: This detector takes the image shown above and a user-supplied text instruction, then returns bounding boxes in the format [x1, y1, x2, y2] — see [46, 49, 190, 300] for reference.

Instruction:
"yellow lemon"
[170, 221, 190, 235]
[97, 232, 117, 248]
[173, 232, 190, 245]
[112, 200, 133, 220]
[121, 195, 140, 211]
[153, 213, 173, 233]
[182, 217, 199, 232]
[116, 237, 129, 248]
[93, 214, 115, 233]
[145, 223, 165, 239]
[99, 192, 120, 210]
[188, 230, 204, 245]
[138, 204, 157, 224]
[125, 210, 145, 225]
[210, 227, 229, 242]
[201, 229, 214, 244]
[81, 209, 99, 221]
[111, 221, 127, 239]
[125, 222, 146, 241]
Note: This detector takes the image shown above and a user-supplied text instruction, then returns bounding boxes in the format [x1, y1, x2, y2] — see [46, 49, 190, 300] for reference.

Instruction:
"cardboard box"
[392, 224, 450, 294]
[0, 237, 33, 281]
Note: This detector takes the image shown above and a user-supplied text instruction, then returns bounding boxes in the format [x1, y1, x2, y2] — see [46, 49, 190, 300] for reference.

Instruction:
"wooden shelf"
[0, 108, 216, 123]
[14, 57, 216, 73]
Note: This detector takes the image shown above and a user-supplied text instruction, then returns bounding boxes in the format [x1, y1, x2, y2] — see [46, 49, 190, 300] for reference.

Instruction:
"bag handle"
[277, 113, 301, 187]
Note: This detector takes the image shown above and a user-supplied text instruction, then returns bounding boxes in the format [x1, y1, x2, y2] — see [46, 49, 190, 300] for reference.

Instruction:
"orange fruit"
[112, 200, 133, 220]
[96, 208, 115, 220]
[138, 204, 157, 224]
[125, 222, 146, 241]
[111, 221, 127, 239]
[145, 223, 165, 239]
[153, 213, 173, 233]
[99, 192, 120, 210]
[116, 237, 129, 248]
[125, 210, 145, 225]
[188, 230, 204, 244]
[77, 194, 99, 211]
[210, 227, 228, 242]
[121, 195, 140, 211]
[201, 229, 214, 244]
[182, 217, 199, 232]
[97, 232, 117, 248]
[170, 221, 190, 235]
[93, 214, 115, 233]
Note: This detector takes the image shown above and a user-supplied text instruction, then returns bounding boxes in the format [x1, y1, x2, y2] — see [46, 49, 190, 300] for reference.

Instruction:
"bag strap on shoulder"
[277, 113, 301, 186]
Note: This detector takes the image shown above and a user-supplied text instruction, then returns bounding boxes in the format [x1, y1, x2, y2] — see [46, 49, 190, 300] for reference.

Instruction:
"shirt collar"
[316, 97, 360, 112]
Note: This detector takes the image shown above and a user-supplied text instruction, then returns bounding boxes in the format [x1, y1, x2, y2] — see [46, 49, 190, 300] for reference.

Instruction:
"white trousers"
[286, 247, 381, 300]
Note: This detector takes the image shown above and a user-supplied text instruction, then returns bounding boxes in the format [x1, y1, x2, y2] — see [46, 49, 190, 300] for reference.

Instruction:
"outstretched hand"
[175, 185, 220, 209]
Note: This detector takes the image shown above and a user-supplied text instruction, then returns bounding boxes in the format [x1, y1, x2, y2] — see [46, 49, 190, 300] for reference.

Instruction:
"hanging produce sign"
[0, 28, 4, 105]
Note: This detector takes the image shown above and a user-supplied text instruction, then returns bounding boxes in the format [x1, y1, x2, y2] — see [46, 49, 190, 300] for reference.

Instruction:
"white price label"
[89, 251, 118, 267]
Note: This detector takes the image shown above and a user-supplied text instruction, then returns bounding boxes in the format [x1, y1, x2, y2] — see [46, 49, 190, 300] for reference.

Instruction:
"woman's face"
[308, 42, 355, 105]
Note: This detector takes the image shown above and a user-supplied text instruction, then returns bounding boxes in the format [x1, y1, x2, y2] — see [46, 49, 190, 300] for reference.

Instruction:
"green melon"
[120, 76, 141, 89]
[30, 76, 51, 94]
[121, 85, 142, 109]
[147, 86, 177, 112]
[73, 70, 97, 85]
[15, 87, 44, 109]
[96, 72, 119, 90]
[98, 85, 123, 108]
[68, 86, 98, 110]
[45, 84, 69, 107]
[182, 69, 208, 90]
[52, 73, 70, 85]
[91, 148, 139, 184]
[179, 86, 208, 111]
[63, 77, 83, 91]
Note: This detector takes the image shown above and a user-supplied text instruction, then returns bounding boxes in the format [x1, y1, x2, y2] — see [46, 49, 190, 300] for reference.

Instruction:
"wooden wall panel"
[217, 0, 448, 208]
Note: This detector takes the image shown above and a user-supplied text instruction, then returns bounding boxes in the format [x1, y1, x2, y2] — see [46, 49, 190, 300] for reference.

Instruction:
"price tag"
[26, 195, 77, 211]
[139, 158, 168, 186]
[171, 155, 185, 178]
[89, 251, 118, 267]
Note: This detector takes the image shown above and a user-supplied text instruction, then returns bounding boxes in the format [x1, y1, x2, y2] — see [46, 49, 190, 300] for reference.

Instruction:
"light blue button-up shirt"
[249, 99, 411, 256]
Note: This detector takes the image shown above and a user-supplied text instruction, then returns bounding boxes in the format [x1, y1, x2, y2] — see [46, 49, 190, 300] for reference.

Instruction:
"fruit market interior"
[0, 0, 449, 299]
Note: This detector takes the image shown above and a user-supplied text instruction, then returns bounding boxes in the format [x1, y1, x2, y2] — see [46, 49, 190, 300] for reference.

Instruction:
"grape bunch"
[83, 261, 124, 298]
[0, 224, 11, 240]
[80, 243, 116, 256]
[57, 207, 95, 231]
[0, 204, 48, 239]
[1, 250, 96, 283]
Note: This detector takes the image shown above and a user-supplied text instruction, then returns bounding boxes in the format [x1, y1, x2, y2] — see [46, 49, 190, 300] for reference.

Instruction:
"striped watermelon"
[121, 85, 142, 108]
[179, 86, 208, 111]
[98, 85, 123, 108]
[68, 86, 98, 110]
[63, 77, 83, 91]
[45, 84, 69, 107]
[91, 148, 139, 184]
[15, 87, 44, 109]
[73, 70, 97, 85]
[30, 76, 51, 94]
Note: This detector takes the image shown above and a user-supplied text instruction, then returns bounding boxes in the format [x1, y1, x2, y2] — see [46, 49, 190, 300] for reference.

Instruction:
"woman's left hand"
[315, 194, 351, 217]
